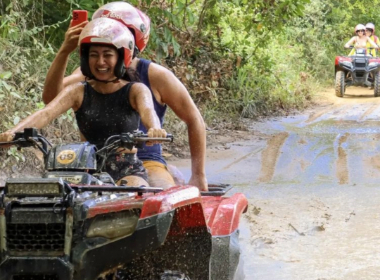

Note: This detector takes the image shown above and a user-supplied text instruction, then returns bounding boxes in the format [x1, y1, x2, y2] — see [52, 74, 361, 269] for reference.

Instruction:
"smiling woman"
[88, 46, 119, 81]
[0, 17, 167, 187]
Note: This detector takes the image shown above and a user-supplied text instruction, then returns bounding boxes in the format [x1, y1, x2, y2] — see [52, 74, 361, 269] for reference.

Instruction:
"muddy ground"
[2, 86, 380, 279]
[170, 86, 380, 280]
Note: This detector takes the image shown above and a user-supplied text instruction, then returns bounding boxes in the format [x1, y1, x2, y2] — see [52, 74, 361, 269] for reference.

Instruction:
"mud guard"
[204, 193, 248, 280]
[210, 229, 244, 280]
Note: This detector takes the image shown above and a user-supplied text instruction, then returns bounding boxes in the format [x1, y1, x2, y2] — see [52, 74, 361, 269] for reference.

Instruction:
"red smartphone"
[70, 10, 88, 27]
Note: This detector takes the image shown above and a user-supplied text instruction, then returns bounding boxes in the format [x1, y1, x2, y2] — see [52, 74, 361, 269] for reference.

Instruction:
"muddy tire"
[374, 72, 380, 97]
[160, 270, 191, 280]
[335, 71, 345, 97]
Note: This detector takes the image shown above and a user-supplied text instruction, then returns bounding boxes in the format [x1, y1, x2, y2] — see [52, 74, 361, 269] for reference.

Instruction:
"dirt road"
[169, 86, 380, 280]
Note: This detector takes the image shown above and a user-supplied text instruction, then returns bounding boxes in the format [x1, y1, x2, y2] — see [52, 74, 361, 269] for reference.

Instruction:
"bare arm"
[150, 64, 208, 191]
[345, 37, 356, 48]
[43, 22, 87, 104]
[2, 84, 83, 140]
[129, 83, 165, 136]
[367, 37, 379, 48]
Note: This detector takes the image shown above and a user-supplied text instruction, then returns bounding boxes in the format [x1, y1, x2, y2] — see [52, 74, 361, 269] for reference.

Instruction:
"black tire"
[335, 71, 345, 97]
[160, 270, 191, 280]
[374, 72, 380, 97]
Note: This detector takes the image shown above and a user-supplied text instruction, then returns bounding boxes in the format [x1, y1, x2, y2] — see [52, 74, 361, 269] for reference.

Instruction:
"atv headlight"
[341, 61, 352, 68]
[5, 178, 64, 197]
[87, 210, 140, 239]
[368, 62, 379, 69]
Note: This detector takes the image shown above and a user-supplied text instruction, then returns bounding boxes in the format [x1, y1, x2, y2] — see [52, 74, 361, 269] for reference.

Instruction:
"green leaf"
[2, 81, 12, 91]
[0, 71, 12, 79]
[13, 116, 20, 125]
[10, 92, 22, 99]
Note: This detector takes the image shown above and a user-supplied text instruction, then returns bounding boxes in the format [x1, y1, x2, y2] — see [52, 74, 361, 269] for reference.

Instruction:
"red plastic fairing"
[202, 193, 248, 236]
[335, 56, 352, 66]
[168, 203, 208, 236]
[140, 185, 202, 218]
[369, 58, 380, 63]
[87, 199, 144, 218]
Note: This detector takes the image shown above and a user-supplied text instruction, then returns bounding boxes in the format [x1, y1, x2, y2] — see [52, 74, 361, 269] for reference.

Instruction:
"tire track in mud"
[359, 104, 379, 121]
[258, 132, 289, 183]
[336, 133, 349, 185]
[306, 107, 333, 123]
[219, 146, 264, 171]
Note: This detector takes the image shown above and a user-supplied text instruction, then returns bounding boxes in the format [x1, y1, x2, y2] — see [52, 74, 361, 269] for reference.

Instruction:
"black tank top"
[75, 82, 140, 149]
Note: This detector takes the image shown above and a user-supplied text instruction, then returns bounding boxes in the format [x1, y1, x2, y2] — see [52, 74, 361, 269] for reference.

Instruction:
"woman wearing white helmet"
[0, 18, 167, 187]
[43, 2, 209, 191]
[345, 24, 379, 55]
[365, 23, 379, 57]
[92, 1, 150, 55]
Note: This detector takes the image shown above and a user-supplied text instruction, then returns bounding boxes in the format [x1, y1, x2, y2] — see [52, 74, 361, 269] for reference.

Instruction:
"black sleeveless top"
[75, 82, 140, 149]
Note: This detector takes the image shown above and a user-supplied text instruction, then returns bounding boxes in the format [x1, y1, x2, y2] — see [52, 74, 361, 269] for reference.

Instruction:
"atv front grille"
[6, 223, 65, 252]
[355, 62, 366, 68]
[354, 59, 367, 68]
[12, 275, 59, 280]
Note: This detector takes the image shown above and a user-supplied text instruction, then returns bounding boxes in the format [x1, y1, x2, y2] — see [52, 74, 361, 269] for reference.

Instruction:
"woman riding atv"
[0, 18, 167, 187]
[43, 2, 208, 191]
[345, 24, 379, 56]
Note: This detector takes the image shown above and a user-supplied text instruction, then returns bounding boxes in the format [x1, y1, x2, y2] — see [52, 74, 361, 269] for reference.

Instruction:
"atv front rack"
[0, 184, 233, 196]
[201, 184, 232, 196]
[70, 185, 164, 195]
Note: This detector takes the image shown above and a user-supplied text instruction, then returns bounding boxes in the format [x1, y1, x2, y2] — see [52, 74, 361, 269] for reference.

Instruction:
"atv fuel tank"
[46, 142, 97, 171]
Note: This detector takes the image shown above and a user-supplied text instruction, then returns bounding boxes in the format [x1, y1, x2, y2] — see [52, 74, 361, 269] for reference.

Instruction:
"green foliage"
[3, 0, 378, 136]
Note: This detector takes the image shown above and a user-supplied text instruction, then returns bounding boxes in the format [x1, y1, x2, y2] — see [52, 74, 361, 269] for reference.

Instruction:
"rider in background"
[344, 24, 378, 55]
[365, 23, 379, 57]
[42, 2, 208, 191]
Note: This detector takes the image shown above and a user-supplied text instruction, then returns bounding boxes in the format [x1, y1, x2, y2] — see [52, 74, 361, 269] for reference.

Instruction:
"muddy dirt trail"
[169, 87, 380, 280]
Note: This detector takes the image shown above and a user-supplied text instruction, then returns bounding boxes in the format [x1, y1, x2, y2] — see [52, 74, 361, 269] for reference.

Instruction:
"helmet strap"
[89, 77, 120, 84]
[133, 46, 140, 58]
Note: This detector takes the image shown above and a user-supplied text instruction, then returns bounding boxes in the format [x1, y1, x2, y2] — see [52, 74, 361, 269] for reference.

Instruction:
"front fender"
[203, 193, 248, 236]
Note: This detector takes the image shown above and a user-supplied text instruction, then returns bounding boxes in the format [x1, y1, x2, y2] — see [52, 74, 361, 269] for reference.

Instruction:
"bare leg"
[167, 164, 185, 185]
[117, 175, 149, 187]
[143, 161, 175, 189]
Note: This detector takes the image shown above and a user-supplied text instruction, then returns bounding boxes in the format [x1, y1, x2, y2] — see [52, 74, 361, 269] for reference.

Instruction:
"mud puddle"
[169, 87, 380, 279]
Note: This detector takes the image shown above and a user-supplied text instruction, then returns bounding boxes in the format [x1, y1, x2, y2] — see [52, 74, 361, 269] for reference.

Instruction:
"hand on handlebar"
[0, 131, 15, 148]
[146, 128, 167, 146]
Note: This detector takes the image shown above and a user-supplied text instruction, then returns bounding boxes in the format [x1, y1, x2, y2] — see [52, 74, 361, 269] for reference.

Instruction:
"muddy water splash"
[171, 88, 380, 279]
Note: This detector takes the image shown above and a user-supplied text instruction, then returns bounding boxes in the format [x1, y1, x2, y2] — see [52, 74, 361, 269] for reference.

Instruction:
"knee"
[117, 175, 149, 187]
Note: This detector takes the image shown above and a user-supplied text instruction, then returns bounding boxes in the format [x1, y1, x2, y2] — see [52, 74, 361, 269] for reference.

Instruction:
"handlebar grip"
[134, 133, 173, 142]
[166, 134, 173, 142]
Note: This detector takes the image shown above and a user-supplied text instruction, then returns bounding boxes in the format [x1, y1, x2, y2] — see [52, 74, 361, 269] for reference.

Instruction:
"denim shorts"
[105, 153, 148, 182]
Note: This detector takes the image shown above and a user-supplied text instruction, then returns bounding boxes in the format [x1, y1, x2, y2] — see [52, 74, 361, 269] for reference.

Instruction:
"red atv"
[0, 128, 247, 280]
[334, 47, 380, 97]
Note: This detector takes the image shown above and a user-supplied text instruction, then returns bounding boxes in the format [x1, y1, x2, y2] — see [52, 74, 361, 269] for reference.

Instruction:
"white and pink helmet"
[366, 23, 375, 34]
[79, 17, 135, 79]
[92, 2, 150, 53]
[355, 24, 366, 33]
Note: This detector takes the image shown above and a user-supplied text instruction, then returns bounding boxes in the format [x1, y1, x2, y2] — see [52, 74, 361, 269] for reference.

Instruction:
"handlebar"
[0, 128, 173, 156]
[96, 131, 174, 172]
[0, 128, 52, 155]
[345, 46, 377, 50]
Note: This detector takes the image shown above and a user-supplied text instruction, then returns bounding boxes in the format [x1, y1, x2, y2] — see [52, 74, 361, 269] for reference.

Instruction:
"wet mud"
[170, 87, 380, 279]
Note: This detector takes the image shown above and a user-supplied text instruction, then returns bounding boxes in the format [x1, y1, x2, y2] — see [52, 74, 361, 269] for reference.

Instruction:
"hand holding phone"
[70, 10, 88, 27]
